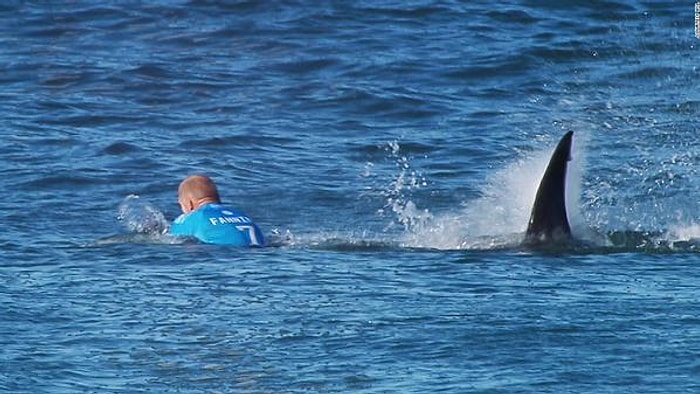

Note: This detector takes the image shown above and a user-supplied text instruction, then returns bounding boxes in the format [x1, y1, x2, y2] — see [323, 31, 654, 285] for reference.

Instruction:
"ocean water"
[2, 1, 700, 392]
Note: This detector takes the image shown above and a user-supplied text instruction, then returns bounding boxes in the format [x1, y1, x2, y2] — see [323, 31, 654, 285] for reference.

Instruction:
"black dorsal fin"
[524, 131, 574, 244]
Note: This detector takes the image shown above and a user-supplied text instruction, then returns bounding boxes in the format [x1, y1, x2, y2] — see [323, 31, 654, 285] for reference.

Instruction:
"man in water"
[170, 175, 265, 247]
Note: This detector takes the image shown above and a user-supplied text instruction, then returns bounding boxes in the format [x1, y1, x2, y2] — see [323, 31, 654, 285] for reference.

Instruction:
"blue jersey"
[170, 204, 265, 247]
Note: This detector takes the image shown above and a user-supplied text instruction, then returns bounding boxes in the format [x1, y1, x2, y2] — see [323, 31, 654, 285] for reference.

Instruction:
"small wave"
[127, 64, 172, 79]
[265, 57, 341, 75]
[101, 141, 141, 156]
[21, 173, 105, 189]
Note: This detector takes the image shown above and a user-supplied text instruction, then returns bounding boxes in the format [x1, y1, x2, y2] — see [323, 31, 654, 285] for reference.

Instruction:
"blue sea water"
[2, 1, 700, 392]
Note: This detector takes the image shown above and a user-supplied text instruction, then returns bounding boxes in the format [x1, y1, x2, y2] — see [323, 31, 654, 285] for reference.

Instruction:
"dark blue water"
[2, 1, 700, 392]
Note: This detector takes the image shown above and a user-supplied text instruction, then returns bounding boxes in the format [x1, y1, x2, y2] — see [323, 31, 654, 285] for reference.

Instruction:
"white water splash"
[378, 140, 431, 232]
[665, 222, 700, 244]
[393, 132, 591, 250]
[117, 194, 170, 234]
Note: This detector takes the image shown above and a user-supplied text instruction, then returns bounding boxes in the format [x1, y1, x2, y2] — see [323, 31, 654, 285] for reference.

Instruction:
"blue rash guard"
[170, 203, 265, 247]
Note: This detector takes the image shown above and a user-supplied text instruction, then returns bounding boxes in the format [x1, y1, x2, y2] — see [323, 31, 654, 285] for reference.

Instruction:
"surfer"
[170, 174, 265, 247]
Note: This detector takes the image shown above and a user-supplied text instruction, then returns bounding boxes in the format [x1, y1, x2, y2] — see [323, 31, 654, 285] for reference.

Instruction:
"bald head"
[177, 175, 221, 213]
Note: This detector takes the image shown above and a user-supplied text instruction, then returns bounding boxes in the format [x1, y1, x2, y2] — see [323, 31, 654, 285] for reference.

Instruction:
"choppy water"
[2, 1, 700, 392]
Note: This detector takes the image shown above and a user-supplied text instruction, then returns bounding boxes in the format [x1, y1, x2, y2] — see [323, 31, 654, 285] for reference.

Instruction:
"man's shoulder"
[173, 212, 191, 225]
[170, 212, 198, 236]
